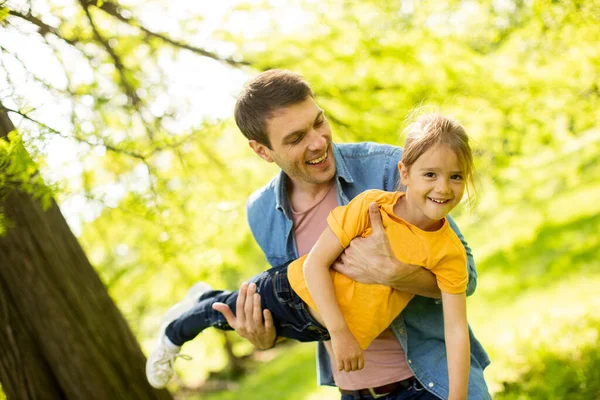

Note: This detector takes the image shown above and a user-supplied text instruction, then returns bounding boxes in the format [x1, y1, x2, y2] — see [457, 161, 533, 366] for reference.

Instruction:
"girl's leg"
[165, 289, 238, 346]
[146, 286, 240, 389]
[261, 267, 330, 343]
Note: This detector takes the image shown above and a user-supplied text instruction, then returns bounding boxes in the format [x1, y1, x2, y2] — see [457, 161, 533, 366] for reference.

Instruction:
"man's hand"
[331, 202, 441, 298]
[331, 202, 399, 285]
[212, 282, 277, 350]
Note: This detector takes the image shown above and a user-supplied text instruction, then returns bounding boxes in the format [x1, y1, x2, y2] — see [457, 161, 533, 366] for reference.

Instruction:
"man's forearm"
[384, 259, 441, 299]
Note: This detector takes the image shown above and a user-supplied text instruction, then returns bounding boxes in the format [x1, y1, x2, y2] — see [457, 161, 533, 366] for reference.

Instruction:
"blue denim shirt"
[246, 142, 491, 399]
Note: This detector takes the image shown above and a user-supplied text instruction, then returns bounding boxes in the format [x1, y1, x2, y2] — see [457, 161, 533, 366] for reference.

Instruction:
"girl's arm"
[303, 226, 365, 372]
[441, 291, 470, 400]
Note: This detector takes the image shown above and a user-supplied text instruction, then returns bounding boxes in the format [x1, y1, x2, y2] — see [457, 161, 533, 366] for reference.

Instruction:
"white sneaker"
[145, 339, 191, 389]
[145, 282, 213, 388]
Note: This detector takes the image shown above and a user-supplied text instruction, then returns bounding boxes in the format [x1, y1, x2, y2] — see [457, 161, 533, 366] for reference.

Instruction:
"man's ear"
[398, 161, 409, 186]
[249, 140, 273, 163]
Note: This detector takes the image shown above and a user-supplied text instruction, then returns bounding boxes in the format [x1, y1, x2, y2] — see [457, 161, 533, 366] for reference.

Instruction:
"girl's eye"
[451, 174, 464, 181]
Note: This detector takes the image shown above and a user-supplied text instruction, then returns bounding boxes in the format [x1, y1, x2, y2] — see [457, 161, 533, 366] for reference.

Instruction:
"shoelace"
[153, 349, 192, 379]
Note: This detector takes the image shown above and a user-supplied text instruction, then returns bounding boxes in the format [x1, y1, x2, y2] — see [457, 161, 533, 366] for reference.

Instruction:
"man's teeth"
[429, 198, 449, 204]
[307, 153, 327, 164]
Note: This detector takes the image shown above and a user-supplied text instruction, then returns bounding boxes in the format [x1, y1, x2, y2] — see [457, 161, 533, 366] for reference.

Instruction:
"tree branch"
[1, 104, 201, 162]
[1, 105, 148, 160]
[0, 45, 70, 98]
[83, 0, 250, 67]
[6, 9, 100, 68]
[7, 10, 79, 47]
[78, 0, 142, 108]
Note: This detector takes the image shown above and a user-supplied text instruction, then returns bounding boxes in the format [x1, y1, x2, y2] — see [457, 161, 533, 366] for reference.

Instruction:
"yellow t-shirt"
[287, 189, 468, 350]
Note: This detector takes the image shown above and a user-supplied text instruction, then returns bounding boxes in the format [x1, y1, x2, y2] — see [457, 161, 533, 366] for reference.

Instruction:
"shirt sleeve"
[446, 214, 477, 297]
[429, 238, 469, 294]
[326, 190, 380, 248]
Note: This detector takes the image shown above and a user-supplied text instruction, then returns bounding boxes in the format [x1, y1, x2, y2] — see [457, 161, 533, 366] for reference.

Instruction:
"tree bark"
[0, 106, 172, 399]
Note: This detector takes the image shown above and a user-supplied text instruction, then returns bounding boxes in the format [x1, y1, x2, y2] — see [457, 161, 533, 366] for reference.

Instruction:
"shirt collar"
[332, 142, 354, 184]
[275, 142, 354, 214]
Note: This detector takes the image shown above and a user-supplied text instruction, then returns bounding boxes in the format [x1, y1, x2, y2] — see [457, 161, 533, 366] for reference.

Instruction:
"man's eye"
[289, 136, 302, 144]
[315, 119, 324, 127]
[424, 172, 435, 178]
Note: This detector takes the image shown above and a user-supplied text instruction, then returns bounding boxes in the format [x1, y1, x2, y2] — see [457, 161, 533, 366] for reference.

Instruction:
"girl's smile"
[428, 197, 452, 204]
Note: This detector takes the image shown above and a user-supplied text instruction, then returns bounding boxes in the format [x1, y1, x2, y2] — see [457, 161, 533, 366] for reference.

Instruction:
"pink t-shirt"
[291, 186, 413, 390]
[290, 183, 339, 257]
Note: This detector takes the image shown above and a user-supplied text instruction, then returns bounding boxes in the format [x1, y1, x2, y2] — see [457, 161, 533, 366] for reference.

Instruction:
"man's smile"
[306, 152, 328, 165]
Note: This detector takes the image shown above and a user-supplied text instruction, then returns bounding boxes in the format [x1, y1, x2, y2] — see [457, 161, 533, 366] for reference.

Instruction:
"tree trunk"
[0, 106, 172, 399]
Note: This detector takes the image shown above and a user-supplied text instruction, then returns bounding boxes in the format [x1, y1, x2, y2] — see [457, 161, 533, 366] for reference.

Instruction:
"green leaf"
[0, 7, 10, 22]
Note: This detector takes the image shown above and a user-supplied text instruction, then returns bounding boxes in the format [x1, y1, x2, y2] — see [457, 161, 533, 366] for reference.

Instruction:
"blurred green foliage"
[194, 343, 338, 400]
[1, 0, 599, 398]
[0, 131, 56, 234]
[497, 323, 600, 399]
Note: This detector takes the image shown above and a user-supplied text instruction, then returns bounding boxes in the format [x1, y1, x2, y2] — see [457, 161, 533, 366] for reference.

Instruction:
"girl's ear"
[399, 161, 409, 186]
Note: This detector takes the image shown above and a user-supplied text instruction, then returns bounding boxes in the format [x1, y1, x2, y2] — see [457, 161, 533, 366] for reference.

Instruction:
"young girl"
[147, 113, 475, 399]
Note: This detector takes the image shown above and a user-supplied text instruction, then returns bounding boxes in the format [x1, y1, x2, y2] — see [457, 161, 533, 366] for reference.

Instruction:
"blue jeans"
[340, 379, 441, 400]
[165, 263, 330, 346]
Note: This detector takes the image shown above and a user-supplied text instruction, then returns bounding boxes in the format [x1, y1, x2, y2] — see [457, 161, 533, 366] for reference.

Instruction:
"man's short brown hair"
[234, 69, 314, 149]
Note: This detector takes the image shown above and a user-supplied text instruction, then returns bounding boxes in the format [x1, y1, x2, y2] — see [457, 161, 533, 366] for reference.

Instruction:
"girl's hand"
[331, 331, 365, 372]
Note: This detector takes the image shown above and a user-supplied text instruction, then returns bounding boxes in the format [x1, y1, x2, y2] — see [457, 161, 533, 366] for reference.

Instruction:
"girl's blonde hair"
[402, 113, 476, 205]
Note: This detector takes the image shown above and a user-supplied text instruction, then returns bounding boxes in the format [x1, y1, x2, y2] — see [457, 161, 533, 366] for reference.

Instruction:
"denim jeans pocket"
[270, 269, 330, 341]
[272, 268, 304, 310]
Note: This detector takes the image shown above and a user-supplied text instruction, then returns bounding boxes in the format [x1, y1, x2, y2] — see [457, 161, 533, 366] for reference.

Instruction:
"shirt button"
[428, 382, 434, 388]
[408, 359, 412, 364]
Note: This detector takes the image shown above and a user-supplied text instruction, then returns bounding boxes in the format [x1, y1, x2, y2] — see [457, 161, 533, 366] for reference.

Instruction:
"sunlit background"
[1, 0, 599, 398]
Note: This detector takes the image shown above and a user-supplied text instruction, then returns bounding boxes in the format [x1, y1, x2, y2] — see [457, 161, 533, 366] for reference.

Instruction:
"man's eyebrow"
[282, 110, 324, 143]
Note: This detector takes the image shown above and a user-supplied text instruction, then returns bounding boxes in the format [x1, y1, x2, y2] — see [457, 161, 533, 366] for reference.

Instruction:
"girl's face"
[400, 144, 466, 229]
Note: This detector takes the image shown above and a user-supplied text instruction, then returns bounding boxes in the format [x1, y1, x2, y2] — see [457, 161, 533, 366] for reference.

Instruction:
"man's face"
[250, 97, 336, 188]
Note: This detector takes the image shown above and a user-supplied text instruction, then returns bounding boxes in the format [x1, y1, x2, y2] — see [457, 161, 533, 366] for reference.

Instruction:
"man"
[151, 70, 490, 399]
[217, 69, 489, 399]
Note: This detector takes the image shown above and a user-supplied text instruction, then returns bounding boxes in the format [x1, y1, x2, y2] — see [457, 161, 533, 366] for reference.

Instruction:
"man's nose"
[307, 129, 327, 152]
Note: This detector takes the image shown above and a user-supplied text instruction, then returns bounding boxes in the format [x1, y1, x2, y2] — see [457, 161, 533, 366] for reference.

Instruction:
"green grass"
[187, 343, 338, 400]
[494, 320, 600, 400]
